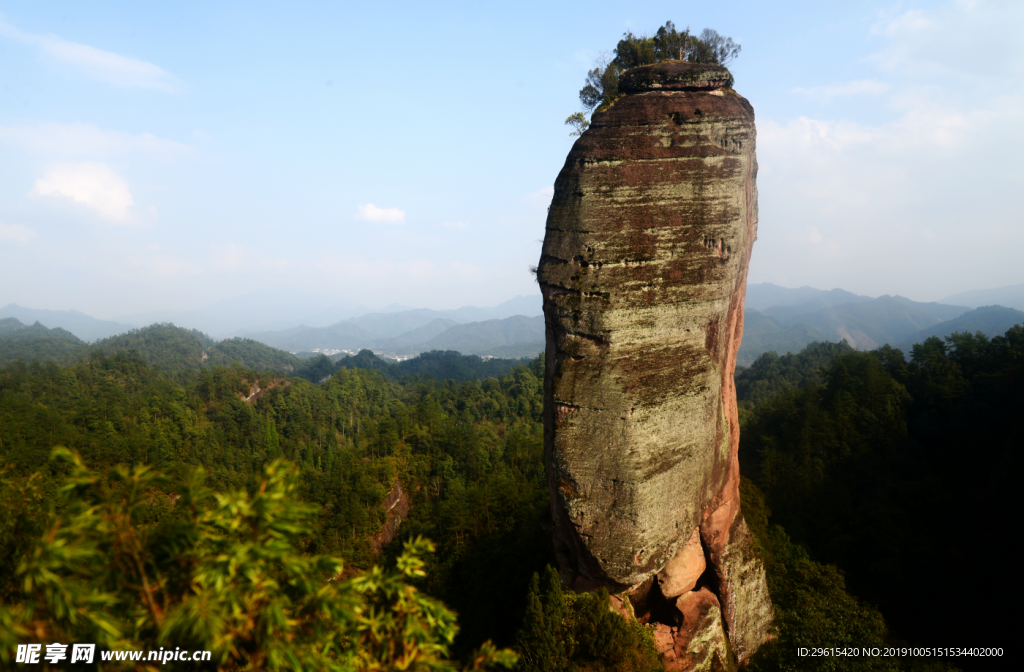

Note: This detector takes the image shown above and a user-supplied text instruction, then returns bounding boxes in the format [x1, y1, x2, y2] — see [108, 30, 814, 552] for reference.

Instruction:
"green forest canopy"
[2, 322, 1019, 670]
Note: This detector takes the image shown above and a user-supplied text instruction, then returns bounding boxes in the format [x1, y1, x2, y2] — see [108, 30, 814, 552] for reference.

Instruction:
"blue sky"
[1, 0, 1021, 319]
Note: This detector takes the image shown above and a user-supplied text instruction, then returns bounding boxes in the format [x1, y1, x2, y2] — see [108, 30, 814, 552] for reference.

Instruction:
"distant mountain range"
[0, 294, 545, 357]
[0, 304, 136, 342]
[939, 283, 1024, 311]
[107, 287, 374, 338]
[6, 283, 1023, 367]
[745, 284, 870, 312]
[895, 305, 1024, 352]
[111, 291, 542, 340]
[739, 283, 1024, 365]
[247, 313, 545, 358]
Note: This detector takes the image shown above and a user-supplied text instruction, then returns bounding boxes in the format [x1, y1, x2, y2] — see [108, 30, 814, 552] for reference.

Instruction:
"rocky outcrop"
[653, 588, 734, 672]
[657, 527, 705, 599]
[239, 378, 291, 404]
[372, 480, 410, 553]
[538, 60, 772, 668]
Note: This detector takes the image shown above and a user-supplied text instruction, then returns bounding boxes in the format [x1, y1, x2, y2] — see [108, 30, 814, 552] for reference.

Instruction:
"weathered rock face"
[372, 480, 409, 553]
[538, 60, 772, 667]
[654, 588, 734, 672]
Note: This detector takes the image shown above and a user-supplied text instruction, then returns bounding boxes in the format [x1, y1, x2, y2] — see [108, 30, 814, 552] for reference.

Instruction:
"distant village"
[301, 347, 497, 363]
[306, 347, 417, 362]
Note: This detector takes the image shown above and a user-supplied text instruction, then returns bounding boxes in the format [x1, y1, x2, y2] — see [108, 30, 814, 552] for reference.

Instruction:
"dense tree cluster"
[741, 327, 1023, 660]
[740, 479, 899, 672]
[0, 348, 553, 662]
[3, 320, 1018, 670]
[735, 340, 856, 424]
[0, 351, 545, 568]
[0, 451, 515, 671]
[515, 566, 661, 672]
[566, 21, 741, 135]
[0, 317, 85, 364]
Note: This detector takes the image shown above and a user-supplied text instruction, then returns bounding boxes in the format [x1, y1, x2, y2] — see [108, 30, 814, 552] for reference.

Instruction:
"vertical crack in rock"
[539, 60, 772, 669]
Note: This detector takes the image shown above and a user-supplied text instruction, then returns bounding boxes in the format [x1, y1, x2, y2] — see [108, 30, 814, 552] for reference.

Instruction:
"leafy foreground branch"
[0, 449, 517, 671]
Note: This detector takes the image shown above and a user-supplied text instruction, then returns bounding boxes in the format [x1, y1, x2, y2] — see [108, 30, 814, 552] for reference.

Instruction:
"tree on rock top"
[572, 22, 742, 123]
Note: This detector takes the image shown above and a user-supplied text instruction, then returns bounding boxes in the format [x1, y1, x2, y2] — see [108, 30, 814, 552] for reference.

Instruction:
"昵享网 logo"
[14, 643, 212, 664]
[16, 643, 95, 664]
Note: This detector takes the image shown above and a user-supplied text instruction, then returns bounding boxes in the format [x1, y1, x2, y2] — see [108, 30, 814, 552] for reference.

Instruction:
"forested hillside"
[0, 320, 301, 374]
[737, 311, 830, 366]
[735, 340, 855, 423]
[2, 323, 1018, 670]
[0, 317, 87, 363]
[0, 349, 548, 563]
[0, 321, 537, 387]
[0, 350, 554, 659]
[896, 304, 1024, 351]
[740, 327, 1022, 664]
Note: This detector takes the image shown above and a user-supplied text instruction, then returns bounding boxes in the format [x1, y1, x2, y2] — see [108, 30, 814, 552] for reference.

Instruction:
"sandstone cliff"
[537, 61, 772, 670]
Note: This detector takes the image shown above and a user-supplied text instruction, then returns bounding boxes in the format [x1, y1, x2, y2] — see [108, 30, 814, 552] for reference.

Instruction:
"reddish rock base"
[614, 581, 735, 672]
[612, 512, 767, 671]
[655, 588, 734, 672]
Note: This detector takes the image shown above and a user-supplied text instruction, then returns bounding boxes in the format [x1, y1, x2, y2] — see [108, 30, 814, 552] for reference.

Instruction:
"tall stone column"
[537, 61, 772, 670]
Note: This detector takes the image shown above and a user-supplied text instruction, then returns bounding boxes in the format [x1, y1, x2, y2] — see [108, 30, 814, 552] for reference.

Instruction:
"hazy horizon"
[2, 0, 1022, 316]
[6, 279, 1024, 331]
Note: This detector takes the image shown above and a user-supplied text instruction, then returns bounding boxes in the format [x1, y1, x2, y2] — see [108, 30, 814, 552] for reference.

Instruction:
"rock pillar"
[537, 61, 772, 669]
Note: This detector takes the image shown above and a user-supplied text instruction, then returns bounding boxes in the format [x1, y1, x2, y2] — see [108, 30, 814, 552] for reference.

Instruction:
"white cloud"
[404, 260, 436, 278]
[762, 116, 881, 154]
[762, 86, 1021, 161]
[0, 19, 177, 91]
[756, 0, 1024, 297]
[355, 203, 406, 224]
[867, 1, 1024, 80]
[789, 226, 840, 255]
[0, 122, 195, 159]
[0, 223, 36, 244]
[756, 92, 1024, 297]
[792, 79, 890, 102]
[28, 162, 135, 221]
